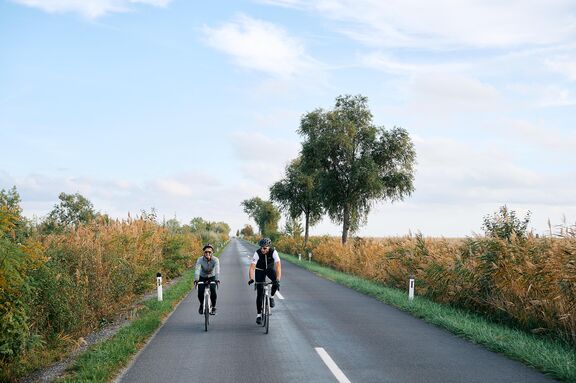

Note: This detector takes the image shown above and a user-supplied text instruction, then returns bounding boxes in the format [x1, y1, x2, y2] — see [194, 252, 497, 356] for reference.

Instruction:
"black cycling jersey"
[254, 247, 277, 270]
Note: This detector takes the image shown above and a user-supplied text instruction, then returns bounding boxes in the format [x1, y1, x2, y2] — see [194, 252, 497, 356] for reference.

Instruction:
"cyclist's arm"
[249, 252, 258, 281]
[194, 257, 202, 280]
[273, 250, 281, 280]
[275, 261, 281, 281]
[214, 257, 220, 281]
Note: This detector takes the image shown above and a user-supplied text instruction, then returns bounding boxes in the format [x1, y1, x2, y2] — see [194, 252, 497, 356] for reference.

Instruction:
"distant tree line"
[164, 216, 230, 245]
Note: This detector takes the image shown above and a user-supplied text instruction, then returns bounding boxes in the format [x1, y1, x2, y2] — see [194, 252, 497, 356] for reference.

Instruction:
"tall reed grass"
[274, 231, 576, 346]
[0, 216, 207, 381]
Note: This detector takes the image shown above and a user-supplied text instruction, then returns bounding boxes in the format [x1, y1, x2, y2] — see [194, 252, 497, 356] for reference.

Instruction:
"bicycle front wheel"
[204, 297, 209, 331]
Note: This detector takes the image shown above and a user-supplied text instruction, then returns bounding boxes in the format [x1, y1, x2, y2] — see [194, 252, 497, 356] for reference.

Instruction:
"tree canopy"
[0, 186, 29, 242]
[270, 156, 323, 244]
[298, 94, 416, 243]
[42, 192, 96, 233]
[240, 224, 254, 237]
[241, 197, 280, 237]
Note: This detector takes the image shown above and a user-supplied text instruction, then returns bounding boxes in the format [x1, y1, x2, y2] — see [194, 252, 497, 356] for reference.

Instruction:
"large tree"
[43, 192, 96, 233]
[0, 186, 28, 242]
[270, 157, 323, 244]
[240, 224, 254, 237]
[298, 94, 416, 243]
[241, 197, 280, 237]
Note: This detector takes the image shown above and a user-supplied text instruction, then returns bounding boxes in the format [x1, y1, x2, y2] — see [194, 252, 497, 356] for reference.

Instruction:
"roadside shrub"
[482, 205, 531, 241]
[0, 238, 46, 379]
[162, 232, 201, 278]
[0, 239, 33, 362]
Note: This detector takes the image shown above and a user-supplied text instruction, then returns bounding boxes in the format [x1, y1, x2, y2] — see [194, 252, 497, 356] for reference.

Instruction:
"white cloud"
[0, 171, 259, 231]
[149, 172, 221, 198]
[406, 73, 502, 116]
[412, 137, 576, 206]
[11, 0, 171, 18]
[202, 14, 318, 77]
[230, 131, 300, 183]
[505, 119, 576, 152]
[260, 0, 576, 49]
[256, 0, 305, 8]
[546, 57, 576, 81]
[252, 108, 302, 131]
[151, 179, 193, 197]
[538, 86, 576, 107]
[360, 53, 445, 75]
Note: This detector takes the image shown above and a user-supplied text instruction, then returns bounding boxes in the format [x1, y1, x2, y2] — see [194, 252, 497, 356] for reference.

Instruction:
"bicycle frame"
[197, 281, 217, 331]
[255, 281, 272, 334]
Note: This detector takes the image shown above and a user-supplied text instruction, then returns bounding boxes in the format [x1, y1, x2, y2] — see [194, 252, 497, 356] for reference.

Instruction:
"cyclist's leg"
[255, 269, 265, 314]
[198, 277, 206, 306]
[266, 268, 278, 296]
[208, 276, 217, 307]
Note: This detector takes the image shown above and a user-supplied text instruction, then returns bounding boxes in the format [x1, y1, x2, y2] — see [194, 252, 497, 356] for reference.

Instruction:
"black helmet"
[203, 243, 214, 251]
[258, 237, 272, 247]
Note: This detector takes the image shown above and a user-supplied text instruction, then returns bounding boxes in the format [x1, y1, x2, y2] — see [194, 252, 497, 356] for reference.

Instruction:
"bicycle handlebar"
[195, 281, 218, 289]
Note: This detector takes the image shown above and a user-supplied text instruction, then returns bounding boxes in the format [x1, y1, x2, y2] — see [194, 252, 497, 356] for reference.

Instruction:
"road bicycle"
[254, 281, 272, 334]
[196, 281, 217, 331]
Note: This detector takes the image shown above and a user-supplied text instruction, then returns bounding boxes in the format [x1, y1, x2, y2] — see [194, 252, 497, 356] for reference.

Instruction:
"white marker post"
[298, 253, 301, 261]
[156, 272, 163, 302]
[408, 275, 415, 302]
[308, 252, 312, 262]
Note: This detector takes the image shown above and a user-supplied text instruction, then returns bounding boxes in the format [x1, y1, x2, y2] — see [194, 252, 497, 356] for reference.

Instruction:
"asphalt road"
[116, 238, 558, 383]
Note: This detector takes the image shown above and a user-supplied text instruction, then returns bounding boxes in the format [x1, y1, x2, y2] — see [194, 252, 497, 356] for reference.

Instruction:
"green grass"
[57, 267, 197, 382]
[280, 251, 576, 382]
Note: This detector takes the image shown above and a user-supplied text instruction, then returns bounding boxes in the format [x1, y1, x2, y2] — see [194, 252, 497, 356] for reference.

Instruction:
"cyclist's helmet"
[203, 243, 214, 251]
[258, 237, 272, 248]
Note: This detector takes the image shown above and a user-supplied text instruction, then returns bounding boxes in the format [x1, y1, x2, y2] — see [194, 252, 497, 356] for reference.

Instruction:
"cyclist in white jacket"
[194, 244, 220, 315]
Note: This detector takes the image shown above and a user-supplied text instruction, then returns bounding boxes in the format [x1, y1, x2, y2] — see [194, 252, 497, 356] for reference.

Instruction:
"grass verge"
[280, 252, 576, 382]
[56, 268, 197, 382]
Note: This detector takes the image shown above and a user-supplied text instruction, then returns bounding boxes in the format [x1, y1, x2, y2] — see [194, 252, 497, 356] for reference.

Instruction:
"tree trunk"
[341, 204, 350, 244]
[304, 212, 310, 246]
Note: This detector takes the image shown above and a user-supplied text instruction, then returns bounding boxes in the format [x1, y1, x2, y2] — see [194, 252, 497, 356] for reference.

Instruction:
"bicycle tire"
[262, 295, 267, 327]
[204, 293, 209, 331]
[265, 299, 270, 334]
[264, 295, 270, 334]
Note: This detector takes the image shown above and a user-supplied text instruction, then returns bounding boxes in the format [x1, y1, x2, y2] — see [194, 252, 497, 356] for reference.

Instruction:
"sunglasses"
[204, 251, 213, 254]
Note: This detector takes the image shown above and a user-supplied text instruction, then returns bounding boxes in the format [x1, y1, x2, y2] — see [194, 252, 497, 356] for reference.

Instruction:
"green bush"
[482, 205, 531, 241]
[162, 234, 188, 278]
[0, 239, 40, 367]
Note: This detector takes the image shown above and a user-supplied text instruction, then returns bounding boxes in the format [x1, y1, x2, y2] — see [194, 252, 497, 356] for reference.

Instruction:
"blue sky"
[1, 0, 575, 237]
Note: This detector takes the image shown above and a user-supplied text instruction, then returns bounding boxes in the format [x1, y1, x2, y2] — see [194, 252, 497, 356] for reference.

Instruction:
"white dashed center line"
[315, 347, 351, 383]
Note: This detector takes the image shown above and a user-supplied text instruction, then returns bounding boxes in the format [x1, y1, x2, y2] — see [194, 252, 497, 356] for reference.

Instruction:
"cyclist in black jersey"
[248, 237, 282, 324]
